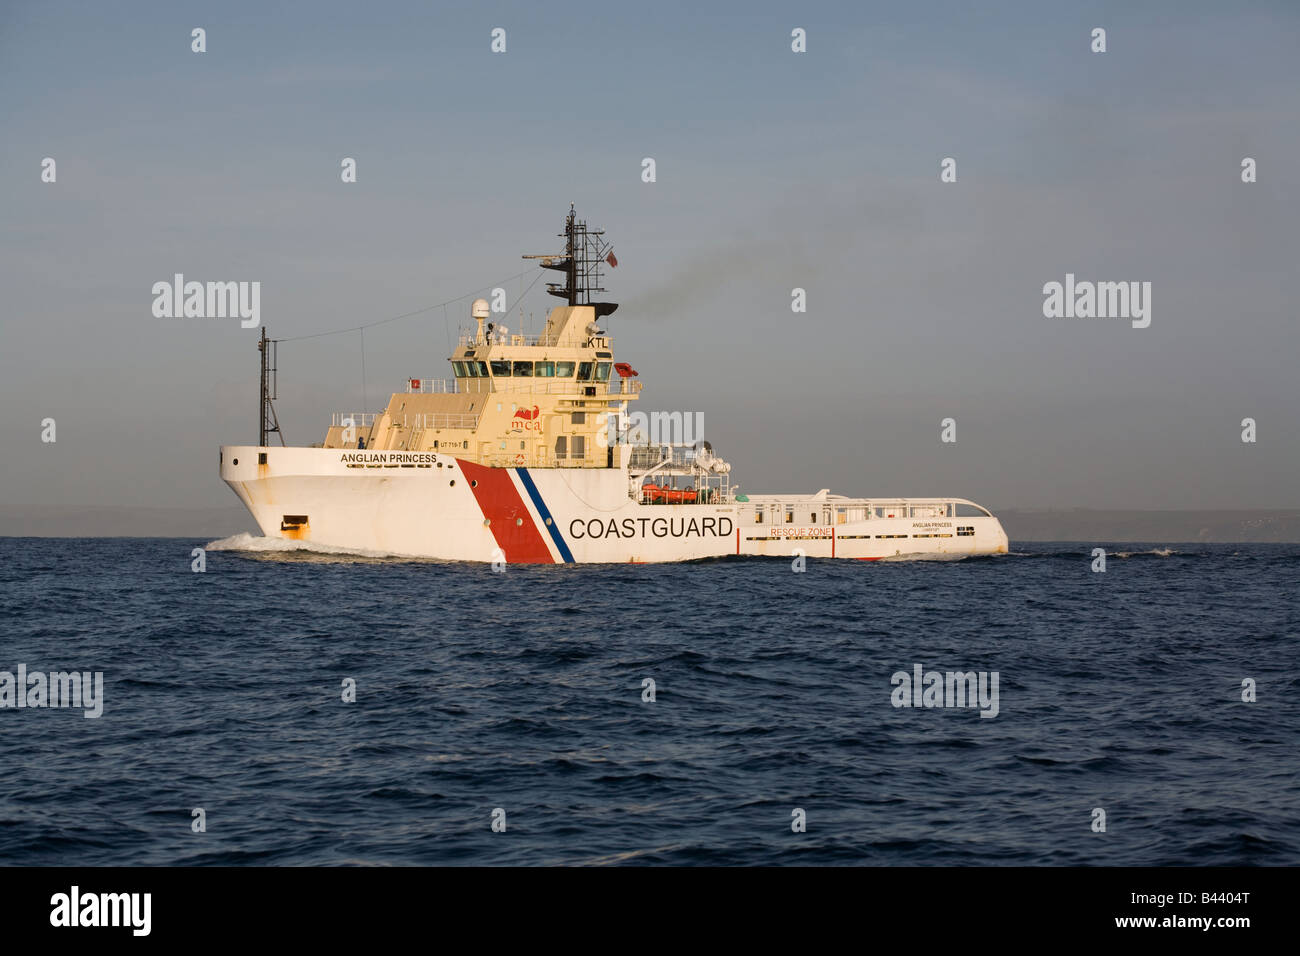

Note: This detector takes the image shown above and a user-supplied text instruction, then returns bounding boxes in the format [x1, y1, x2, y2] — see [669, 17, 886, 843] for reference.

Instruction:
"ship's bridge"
[321, 302, 643, 470]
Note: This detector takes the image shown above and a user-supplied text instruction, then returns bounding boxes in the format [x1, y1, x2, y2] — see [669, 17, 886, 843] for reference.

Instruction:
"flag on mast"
[606, 250, 618, 268]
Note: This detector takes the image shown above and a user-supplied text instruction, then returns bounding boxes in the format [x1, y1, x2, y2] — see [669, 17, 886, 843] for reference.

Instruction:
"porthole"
[232, 458, 239, 465]
[471, 479, 478, 488]
[450, 480, 455, 487]
[516, 517, 523, 526]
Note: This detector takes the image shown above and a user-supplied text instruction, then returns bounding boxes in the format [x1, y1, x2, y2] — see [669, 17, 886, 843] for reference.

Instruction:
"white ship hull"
[220, 446, 1009, 564]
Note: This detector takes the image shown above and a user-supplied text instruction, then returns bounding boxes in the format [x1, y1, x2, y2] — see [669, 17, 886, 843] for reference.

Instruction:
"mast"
[522, 204, 619, 318]
[258, 328, 284, 447]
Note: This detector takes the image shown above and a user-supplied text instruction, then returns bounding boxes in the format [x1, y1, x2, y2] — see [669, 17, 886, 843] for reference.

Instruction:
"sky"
[2, 0, 1298, 526]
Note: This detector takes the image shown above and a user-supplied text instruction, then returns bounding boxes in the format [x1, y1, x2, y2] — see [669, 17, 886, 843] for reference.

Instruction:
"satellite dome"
[471, 298, 491, 320]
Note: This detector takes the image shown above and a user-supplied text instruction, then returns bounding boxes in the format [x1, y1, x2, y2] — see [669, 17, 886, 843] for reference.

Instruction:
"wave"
[876, 551, 977, 563]
[203, 532, 413, 561]
[1002, 547, 1190, 560]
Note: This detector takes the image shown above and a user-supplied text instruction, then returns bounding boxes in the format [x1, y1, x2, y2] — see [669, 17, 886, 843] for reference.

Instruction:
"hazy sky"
[2, 0, 1298, 521]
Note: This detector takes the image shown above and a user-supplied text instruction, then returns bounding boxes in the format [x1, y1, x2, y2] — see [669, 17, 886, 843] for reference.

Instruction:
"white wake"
[204, 533, 410, 560]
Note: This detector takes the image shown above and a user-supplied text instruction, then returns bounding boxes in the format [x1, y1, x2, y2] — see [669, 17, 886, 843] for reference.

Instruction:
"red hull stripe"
[456, 460, 555, 564]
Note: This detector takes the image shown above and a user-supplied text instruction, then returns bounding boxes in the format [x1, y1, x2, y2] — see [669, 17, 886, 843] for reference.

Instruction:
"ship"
[219, 207, 1009, 563]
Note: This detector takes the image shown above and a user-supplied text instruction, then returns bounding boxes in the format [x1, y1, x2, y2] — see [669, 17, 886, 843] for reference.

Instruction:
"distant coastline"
[3, 505, 1299, 543]
[996, 509, 1300, 543]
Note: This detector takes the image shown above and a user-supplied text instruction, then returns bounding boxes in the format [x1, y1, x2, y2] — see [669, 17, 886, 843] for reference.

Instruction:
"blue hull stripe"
[516, 468, 575, 563]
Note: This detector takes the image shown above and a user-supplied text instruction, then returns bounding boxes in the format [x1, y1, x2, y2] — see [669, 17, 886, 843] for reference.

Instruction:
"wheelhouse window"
[595, 362, 612, 382]
[490, 360, 512, 377]
[555, 361, 576, 377]
[466, 361, 487, 377]
[577, 362, 595, 381]
[513, 360, 534, 377]
[535, 361, 554, 377]
[452, 361, 467, 377]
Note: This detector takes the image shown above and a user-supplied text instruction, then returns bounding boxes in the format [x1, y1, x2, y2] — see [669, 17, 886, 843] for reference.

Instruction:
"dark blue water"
[1, 537, 1296, 865]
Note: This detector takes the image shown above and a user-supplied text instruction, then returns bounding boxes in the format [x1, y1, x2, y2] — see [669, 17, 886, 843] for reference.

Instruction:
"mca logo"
[511, 405, 542, 432]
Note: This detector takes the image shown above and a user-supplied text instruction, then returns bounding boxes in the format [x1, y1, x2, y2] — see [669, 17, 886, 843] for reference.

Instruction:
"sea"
[0, 537, 1296, 866]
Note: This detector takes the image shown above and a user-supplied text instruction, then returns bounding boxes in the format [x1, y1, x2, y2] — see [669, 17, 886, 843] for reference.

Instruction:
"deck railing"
[382, 375, 643, 397]
[459, 329, 564, 348]
[404, 378, 457, 394]
[332, 412, 377, 428]
[331, 411, 480, 430]
[404, 413, 480, 429]
[479, 451, 593, 469]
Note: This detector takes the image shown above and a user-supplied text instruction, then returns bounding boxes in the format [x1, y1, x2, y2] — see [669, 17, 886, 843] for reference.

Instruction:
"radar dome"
[471, 298, 491, 320]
